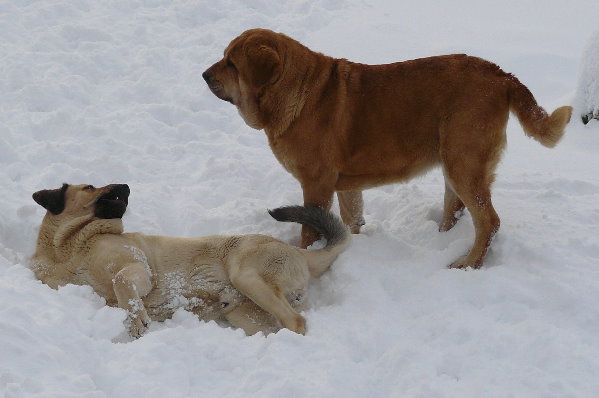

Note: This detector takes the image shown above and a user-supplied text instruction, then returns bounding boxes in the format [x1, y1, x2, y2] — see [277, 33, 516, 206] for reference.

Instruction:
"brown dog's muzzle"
[202, 66, 234, 104]
[202, 70, 213, 84]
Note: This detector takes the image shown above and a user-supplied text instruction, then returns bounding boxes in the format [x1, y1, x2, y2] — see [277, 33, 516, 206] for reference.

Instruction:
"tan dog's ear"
[244, 40, 281, 88]
[33, 183, 68, 215]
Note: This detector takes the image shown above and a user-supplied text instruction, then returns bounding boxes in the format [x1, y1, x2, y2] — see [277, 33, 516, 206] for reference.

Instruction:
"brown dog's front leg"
[113, 262, 152, 338]
[337, 190, 365, 234]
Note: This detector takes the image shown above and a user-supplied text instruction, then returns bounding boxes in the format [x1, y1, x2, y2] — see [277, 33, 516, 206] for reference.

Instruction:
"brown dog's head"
[203, 29, 288, 130]
[33, 183, 130, 219]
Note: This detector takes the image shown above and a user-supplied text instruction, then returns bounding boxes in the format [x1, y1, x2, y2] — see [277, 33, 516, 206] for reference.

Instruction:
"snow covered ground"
[1, 1, 599, 397]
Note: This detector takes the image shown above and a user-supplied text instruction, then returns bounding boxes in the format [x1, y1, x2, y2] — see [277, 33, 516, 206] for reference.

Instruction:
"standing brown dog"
[203, 28, 572, 269]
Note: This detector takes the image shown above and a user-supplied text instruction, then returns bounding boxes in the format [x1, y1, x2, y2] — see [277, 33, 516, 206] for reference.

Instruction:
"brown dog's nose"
[202, 70, 212, 83]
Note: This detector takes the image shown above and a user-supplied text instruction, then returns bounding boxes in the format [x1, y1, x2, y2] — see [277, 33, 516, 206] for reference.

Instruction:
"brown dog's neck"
[35, 213, 124, 262]
[263, 46, 337, 139]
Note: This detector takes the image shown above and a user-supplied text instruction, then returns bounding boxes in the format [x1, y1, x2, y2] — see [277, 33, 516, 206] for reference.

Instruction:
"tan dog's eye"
[226, 58, 236, 70]
[83, 185, 95, 191]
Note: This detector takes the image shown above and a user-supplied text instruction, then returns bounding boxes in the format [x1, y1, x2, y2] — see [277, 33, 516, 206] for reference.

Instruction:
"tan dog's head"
[33, 183, 130, 219]
[203, 29, 286, 130]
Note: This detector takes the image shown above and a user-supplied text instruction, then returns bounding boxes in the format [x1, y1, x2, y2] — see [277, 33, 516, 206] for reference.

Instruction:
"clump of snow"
[1, 1, 599, 397]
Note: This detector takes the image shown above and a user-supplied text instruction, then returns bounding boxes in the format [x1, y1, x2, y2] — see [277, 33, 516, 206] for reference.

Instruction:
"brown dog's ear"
[32, 183, 68, 215]
[244, 40, 281, 88]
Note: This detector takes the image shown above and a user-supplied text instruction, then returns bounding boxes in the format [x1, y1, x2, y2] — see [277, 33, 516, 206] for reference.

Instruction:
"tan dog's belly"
[122, 233, 311, 333]
[120, 234, 254, 323]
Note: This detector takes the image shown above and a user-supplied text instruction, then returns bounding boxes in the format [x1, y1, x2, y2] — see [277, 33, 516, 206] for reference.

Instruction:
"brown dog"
[31, 183, 349, 337]
[203, 28, 572, 269]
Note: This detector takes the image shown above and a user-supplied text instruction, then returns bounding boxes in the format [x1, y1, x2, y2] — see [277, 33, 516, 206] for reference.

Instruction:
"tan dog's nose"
[202, 70, 213, 83]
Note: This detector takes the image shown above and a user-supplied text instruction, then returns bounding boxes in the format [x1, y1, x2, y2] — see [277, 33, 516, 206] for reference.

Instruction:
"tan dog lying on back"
[203, 28, 573, 269]
[31, 183, 349, 337]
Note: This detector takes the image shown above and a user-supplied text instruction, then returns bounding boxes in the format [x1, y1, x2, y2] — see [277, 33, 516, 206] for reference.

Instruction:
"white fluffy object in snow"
[577, 28, 599, 124]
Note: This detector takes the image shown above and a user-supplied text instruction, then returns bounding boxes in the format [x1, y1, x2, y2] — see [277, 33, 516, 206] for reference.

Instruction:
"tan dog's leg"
[113, 263, 152, 337]
[225, 300, 279, 336]
[301, 179, 335, 248]
[337, 190, 365, 234]
[439, 182, 465, 232]
[229, 268, 306, 334]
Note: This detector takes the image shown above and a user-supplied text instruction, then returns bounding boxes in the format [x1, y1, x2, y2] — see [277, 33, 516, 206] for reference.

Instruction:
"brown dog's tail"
[508, 75, 572, 148]
[268, 206, 350, 278]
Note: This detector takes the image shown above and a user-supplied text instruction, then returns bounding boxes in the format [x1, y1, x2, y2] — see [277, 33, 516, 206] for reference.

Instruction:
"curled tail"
[508, 75, 572, 148]
[269, 205, 350, 277]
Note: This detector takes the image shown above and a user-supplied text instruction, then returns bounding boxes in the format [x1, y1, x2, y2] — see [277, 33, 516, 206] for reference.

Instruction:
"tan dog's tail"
[268, 206, 350, 278]
[508, 75, 572, 148]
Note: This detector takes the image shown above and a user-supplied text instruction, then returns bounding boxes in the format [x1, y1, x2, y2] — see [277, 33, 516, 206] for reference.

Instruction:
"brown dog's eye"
[226, 58, 236, 70]
[83, 185, 95, 191]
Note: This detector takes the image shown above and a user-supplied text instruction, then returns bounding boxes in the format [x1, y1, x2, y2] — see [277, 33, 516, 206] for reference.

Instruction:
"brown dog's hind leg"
[338, 190, 365, 234]
[442, 138, 503, 269]
[439, 182, 465, 232]
[441, 114, 505, 269]
[447, 182, 500, 269]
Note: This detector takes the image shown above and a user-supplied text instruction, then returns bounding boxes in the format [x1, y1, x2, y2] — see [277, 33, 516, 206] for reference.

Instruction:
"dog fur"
[31, 183, 349, 337]
[203, 28, 573, 269]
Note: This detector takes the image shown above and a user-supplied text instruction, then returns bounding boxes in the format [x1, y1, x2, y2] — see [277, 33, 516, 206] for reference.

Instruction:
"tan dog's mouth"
[94, 184, 130, 219]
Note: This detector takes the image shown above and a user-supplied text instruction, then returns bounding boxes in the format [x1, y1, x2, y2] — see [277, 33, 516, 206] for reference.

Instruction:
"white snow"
[1, 1, 599, 397]
[576, 27, 599, 122]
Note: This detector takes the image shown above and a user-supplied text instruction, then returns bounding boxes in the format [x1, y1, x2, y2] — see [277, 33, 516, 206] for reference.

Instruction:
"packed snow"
[1, 1, 599, 397]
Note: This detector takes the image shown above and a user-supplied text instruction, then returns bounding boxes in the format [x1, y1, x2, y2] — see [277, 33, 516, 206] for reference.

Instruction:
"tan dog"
[203, 28, 573, 269]
[31, 183, 349, 337]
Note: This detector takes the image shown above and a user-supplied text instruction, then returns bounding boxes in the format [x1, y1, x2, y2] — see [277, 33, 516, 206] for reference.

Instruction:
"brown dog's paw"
[448, 255, 482, 270]
[439, 219, 458, 232]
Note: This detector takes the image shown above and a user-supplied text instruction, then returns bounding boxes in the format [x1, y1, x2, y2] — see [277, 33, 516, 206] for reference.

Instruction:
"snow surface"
[1, 1, 599, 397]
